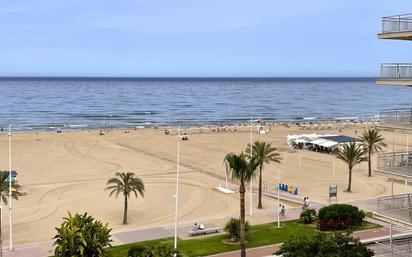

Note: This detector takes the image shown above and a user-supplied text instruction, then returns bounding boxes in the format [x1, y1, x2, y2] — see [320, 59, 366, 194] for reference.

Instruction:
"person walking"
[278, 204, 283, 218]
[305, 197, 310, 208]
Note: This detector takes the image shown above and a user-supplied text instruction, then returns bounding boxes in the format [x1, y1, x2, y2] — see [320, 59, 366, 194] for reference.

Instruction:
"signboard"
[329, 185, 337, 197]
[329, 185, 337, 203]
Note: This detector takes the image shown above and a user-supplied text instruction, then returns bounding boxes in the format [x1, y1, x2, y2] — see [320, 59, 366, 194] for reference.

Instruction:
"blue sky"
[1, 0, 412, 77]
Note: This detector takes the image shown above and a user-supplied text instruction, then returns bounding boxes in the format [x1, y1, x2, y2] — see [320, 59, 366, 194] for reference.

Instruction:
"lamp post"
[8, 125, 12, 252]
[173, 125, 181, 252]
[276, 170, 280, 228]
[249, 115, 253, 216]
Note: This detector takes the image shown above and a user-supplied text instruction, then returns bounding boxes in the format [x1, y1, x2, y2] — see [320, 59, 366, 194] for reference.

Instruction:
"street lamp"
[249, 115, 253, 216]
[8, 125, 12, 252]
[276, 169, 280, 228]
[173, 125, 181, 252]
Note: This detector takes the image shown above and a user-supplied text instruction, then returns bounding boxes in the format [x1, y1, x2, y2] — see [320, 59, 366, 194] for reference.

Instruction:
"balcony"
[375, 151, 412, 181]
[378, 13, 412, 40]
[377, 63, 412, 86]
[379, 107, 412, 130]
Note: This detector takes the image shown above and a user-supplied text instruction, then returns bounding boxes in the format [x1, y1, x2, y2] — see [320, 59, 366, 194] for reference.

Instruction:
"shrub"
[224, 218, 250, 242]
[317, 204, 365, 231]
[128, 244, 184, 257]
[300, 208, 317, 224]
[128, 246, 148, 257]
[275, 232, 374, 257]
[53, 212, 112, 257]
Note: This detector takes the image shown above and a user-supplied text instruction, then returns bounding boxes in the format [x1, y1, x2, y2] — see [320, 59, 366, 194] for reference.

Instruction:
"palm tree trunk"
[346, 167, 352, 192]
[258, 166, 263, 209]
[368, 150, 372, 177]
[123, 194, 128, 224]
[239, 183, 246, 257]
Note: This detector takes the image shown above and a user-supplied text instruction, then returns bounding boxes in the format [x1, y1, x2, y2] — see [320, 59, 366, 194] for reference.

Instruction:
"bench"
[188, 227, 221, 236]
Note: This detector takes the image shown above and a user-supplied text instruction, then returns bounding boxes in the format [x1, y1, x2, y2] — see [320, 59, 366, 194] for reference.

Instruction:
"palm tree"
[0, 171, 23, 253]
[105, 172, 145, 224]
[224, 152, 259, 257]
[246, 141, 281, 209]
[359, 129, 387, 177]
[335, 143, 367, 192]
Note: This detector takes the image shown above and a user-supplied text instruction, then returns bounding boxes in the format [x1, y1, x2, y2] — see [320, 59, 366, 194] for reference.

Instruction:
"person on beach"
[303, 197, 307, 208]
[281, 205, 285, 217]
[278, 204, 282, 217]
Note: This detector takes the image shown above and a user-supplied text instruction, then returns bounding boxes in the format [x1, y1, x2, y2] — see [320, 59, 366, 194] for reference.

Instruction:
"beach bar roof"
[288, 134, 358, 149]
[320, 135, 358, 143]
[310, 139, 338, 148]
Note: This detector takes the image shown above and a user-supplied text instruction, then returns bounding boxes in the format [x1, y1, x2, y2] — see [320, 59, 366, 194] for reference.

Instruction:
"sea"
[0, 77, 410, 131]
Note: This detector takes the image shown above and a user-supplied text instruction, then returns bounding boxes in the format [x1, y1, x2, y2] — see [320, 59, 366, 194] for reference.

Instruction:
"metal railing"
[376, 151, 412, 177]
[380, 63, 412, 79]
[381, 13, 412, 33]
[379, 107, 412, 129]
[377, 193, 412, 224]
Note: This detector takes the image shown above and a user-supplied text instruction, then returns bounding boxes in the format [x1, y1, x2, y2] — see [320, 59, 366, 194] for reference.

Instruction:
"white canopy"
[320, 141, 338, 148]
[310, 139, 338, 148]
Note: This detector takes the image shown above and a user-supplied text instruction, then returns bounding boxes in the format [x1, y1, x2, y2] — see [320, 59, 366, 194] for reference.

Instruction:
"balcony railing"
[381, 13, 412, 33]
[376, 151, 412, 177]
[379, 107, 412, 129]
[380, 63, 412, 79]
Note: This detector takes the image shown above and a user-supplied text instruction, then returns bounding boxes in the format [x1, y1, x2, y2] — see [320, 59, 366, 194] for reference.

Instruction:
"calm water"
[0, 77, 410, 131]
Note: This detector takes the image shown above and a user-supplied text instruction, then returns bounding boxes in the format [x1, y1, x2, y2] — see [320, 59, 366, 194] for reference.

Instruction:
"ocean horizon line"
[0, 76, 377, 81]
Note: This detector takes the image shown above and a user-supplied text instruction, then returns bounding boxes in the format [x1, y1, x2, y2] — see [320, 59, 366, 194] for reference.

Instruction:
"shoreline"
[1, 117, 379, 134]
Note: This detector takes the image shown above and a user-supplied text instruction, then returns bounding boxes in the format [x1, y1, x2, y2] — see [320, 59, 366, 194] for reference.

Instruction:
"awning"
[319, 141, 338, 148]
[310, 139, 337, 148]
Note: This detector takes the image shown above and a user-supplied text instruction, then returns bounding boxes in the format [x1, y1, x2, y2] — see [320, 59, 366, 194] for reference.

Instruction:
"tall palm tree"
[335, 143, 367, 192]
[359, 129, 387, 177]
[224, 152, 259, 257]
[246, 141, 281, 209]
[0, 171, 23, 253]
[105, 172, 145, 224]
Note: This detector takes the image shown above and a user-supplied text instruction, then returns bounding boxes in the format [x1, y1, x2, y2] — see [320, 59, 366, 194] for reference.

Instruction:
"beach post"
[332, 160, 336, 176]
[173, 125, 181, 252]
[283, 153, 287, 164]
[298, 156, 301, 169]
[276, 169, 280, 228]
[8, 125, 12, 252]
[407, 134, 409, 152]
[249, 115, 253, 216]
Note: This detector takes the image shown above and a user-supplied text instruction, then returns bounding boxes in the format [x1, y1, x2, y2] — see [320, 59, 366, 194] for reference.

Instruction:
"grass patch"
[106, 219, 381, 257]
[107, 220, 316, 257]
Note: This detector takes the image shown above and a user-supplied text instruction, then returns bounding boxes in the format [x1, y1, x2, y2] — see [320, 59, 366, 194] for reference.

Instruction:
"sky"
[1, 0, 412, 77]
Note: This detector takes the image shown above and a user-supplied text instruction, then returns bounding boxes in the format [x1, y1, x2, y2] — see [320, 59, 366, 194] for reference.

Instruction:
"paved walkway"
[5, 190, 412, 257]
[2, 246, 45, 257]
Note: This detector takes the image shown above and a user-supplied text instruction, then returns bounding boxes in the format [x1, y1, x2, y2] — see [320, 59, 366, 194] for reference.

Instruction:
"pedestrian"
[303, 197, 307, 208]
[281, 205, 286, 217]
[305, 197, 310, 208]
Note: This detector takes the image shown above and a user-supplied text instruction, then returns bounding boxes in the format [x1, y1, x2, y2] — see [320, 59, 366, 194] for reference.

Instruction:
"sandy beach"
[0, 123, 409, 247]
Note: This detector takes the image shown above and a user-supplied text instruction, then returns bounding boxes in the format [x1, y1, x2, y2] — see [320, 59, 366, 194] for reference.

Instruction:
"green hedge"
[317, 204, 364, 231]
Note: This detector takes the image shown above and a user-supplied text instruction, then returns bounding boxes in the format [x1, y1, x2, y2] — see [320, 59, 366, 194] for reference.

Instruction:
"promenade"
[3, 190, 411, 257]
